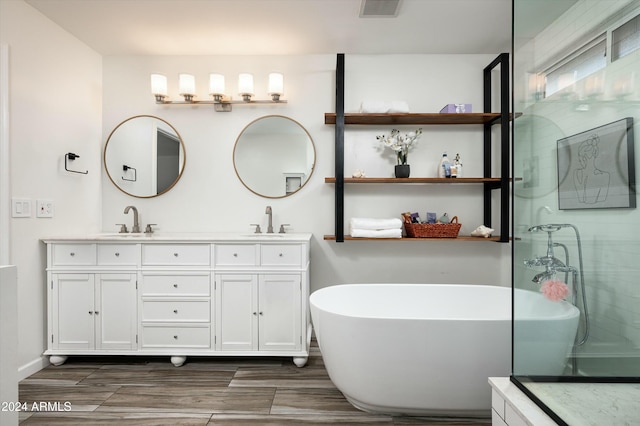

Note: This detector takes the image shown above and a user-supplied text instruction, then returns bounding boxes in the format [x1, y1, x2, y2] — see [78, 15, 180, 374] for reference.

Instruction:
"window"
[612, 14, 640, 61]
[544, 37, 607, 97]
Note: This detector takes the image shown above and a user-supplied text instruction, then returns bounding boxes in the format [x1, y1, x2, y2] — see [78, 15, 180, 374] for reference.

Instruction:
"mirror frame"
[103, 115, 186, 198]
[233, 115, 316, 199]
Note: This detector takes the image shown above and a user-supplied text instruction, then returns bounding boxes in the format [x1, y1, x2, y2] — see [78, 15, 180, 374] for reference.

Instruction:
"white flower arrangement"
[376, 128, 423, 165]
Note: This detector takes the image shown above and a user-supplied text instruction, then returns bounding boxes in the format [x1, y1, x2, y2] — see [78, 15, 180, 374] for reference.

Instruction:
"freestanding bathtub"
[310, 284, 579, 416]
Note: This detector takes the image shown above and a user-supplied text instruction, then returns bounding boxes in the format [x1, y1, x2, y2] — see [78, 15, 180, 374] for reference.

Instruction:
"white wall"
[514, 0, 640, 356]
[102, 54, 512, 295]
[0, 0, 102, 377]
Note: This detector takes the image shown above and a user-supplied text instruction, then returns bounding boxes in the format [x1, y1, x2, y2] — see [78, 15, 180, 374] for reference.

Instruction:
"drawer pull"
[173, 309, 178, 314]
[88, 311, 93, 315]
[174, 253, 179, 257]
[253, 311, 257, 316]
[95, 311, 99, 315]
[279, 253, 283, 257]
[173, 284, 179, 288]
[233, 253, 238, 257]
[115, 252, 120, 257]
[259, 311, 263, 315]
[70, 252, 75, 257]
[173, 335, 178, 340]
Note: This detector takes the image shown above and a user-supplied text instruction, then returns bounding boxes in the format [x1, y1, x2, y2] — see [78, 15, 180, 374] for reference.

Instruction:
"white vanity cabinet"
[51, 273, 137, 351]
[216, 273, 302, 352]
[46, 243, 138, 366]
[44, 234, 312, 367]
[214, 242, 310, 367]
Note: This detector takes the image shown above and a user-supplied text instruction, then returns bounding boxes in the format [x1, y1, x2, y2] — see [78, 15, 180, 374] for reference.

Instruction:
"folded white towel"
[360, 101, 389, 113]
[350, 217, 403, 230]
[350, 228, 402, 238]
[360, 101, 410, 113]
[388, 100, 410, 113]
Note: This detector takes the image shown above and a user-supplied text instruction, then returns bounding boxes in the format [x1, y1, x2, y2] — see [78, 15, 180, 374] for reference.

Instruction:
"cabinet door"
[258, 274, 301, 351]
[52, 274, 94, 350]
[216, 274, 257, 351]
[95, 274, 137, 350]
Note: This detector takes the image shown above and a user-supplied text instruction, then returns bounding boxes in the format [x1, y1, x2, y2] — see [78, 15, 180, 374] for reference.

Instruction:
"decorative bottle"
[451, 153, 462, 178]
[438, 152, 452, 178]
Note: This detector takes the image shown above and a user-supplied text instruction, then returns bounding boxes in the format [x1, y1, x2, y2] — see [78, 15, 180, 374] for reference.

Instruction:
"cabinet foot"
[49, 355, 68, 366]
[293, 356, 308, 367]
[170, 356, 186, 367]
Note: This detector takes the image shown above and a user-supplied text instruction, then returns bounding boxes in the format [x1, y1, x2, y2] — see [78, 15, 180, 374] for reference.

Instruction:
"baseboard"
[18, 355, 49, 381]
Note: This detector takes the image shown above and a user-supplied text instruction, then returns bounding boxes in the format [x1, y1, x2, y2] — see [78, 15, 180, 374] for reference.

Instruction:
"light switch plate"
[36, 199, 54, 218]
[11, 198, 31, 218]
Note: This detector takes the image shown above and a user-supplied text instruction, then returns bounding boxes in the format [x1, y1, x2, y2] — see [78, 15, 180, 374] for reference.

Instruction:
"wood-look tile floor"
[18, 343, 491, 425]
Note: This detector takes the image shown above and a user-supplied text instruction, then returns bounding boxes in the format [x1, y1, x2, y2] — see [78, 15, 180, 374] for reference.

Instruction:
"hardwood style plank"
[19, 342, 491, 426]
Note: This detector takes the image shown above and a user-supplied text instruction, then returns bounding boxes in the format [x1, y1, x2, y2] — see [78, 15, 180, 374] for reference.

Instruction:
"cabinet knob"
[115, 252, 120, 257]
[259, 311, 263, 315]
[88, 311, 93, 315]
[173, 335, 178, 340]
[70, 252, 75, 257]
[95, 311, 99, 315]
[253, 312, 257, 316]
[173, 252, 179, 257]
[173, 284, 178, 288]
[173, 309, 178, 314]
[233, 253, 238, 257]
[279, 253, 283, 257]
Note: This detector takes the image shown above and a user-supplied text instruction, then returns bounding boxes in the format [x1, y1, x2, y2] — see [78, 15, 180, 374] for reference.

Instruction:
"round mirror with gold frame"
[104, 115, 186, 198]
[233, 115, 316, 198]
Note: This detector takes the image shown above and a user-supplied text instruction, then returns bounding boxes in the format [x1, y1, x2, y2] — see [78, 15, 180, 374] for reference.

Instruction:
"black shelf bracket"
[483, 53, 510, 243]
[64, 152, 88, 174]
[335, 53, 345, 242]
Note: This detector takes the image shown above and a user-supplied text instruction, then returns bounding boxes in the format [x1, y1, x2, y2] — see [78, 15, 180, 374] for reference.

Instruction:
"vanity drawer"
[214, 244, 258, 266]
[142, 300, 210, 322]
[142, 244, 211, 266]
[51, 244, 96, 266]
[261, 244, 302, 266]
[97, 244, 139, 265]
[141, 274, 210, 296]
[141, 325, 211, 348]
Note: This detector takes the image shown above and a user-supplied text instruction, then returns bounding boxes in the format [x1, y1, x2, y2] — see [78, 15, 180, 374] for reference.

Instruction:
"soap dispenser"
[438, 152, 452, 178]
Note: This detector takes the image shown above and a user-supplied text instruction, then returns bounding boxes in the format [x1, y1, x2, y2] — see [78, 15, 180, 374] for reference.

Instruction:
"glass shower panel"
[513, 0, 640, 384]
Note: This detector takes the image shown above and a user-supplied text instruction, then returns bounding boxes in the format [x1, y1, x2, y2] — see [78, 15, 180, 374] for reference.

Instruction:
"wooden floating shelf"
[323, 235, 502, 242]
[324, 177, 509, 183]
[324, 112, 502, 125]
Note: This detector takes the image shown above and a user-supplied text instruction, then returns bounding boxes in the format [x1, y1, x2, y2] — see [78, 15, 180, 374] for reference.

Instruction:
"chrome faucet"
[123, 205, 140, 233]
[265, 205, 274, 233]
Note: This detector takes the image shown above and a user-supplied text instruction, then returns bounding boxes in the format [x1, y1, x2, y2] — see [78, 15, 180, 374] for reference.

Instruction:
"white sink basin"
[242, 233, 286, 238]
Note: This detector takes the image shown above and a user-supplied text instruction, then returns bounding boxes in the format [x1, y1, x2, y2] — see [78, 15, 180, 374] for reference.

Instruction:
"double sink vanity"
[45, 112, 316, 367]
[43, 232, 312, 367]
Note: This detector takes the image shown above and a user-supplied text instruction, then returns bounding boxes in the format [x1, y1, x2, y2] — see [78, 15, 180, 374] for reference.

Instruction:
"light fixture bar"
[151, 72, 287, 111]
[154, 98, 287, 112]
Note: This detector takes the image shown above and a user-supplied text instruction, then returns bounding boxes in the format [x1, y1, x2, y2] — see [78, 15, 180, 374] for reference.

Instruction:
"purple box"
[440, 103, 472, 113]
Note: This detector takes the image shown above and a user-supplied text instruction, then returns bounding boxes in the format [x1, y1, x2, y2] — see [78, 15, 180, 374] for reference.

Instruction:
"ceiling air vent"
[359, 0, 402, 17]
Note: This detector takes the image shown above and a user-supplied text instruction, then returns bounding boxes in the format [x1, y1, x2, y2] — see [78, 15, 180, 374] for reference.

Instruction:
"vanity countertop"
[42, 232, 313, 243]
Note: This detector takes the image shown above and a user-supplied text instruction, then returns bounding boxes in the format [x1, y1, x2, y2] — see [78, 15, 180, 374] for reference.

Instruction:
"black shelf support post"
[335, 54, 345, 242]
[483, 52, 510, 243]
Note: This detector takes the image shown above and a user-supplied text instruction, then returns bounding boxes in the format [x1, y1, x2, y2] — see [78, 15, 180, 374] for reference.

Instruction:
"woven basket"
[402, 214, 461, 238]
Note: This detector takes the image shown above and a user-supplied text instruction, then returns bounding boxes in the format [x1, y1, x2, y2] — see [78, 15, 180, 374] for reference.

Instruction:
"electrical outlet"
[36, 199, 54, 218]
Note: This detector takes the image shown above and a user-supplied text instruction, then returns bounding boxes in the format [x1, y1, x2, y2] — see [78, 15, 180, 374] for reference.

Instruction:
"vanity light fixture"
[151, 72, 287, 112]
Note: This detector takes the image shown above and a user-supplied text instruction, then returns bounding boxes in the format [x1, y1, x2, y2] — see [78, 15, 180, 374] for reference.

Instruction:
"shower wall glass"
[513, 0, 640, 422]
